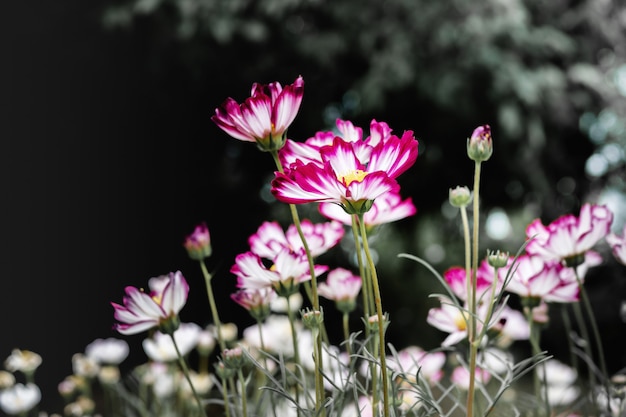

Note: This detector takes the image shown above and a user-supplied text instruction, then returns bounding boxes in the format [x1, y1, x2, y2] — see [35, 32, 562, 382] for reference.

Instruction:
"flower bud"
[221, 346, 246, 370]
[487, 250, 509, 268]
[449, 186, 472, 208]
[301, 309, 324, 330]
[183, 222, 212, 260]
[467, 125, 493, 162]
[214, 361, 236, 380]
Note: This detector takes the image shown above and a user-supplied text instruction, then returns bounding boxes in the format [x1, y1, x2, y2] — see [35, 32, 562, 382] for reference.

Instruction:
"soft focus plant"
[3, 75, 626, 417]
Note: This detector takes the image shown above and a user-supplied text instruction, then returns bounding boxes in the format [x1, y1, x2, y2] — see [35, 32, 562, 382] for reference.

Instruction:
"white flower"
[85, 338, 129, 365]
[143, 322, 201, 362]
[4, 349, 42, 374]
[0, 383, 41, 415]
[71, 353, 100, 378]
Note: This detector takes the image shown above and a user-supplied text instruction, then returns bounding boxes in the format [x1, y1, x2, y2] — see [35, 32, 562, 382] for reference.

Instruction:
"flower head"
[142, 322, 202, 362]
[111, 271, 189, 335]
[231, 248, 328, 297]
[212, 76, 304, 151]
[231, 287, 277, 321]
[501, 255, 579, 303]
[183, 222, 212, 260]
[85, 338, 130, 365]
[525, 203, 613, 267]
[0, 383, 41, 415]
[272, 133, 417, 214]
[248, 219, 344, 259]
[4, 349, 42, 375]
[467, 124, 493, 162]
[318, 267, 362, 313]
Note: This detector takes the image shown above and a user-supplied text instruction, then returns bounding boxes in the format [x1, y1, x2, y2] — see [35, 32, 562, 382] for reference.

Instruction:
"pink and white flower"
[111, 271, 189, 335]
[318, 267, 362, 313]
[501, 255, 579, 303]
[606, 224, 626, 265]
[248, 219, 344, 259]
[231, 287, 277, 320]
[212, 76, 304, 151]
[272, 133, 417, 214]
[231, 248, 328, 296]
[525, 203, 613, 265]
[387, 345, 446, 384]
[319, 190, 416, 227]
[450, 365, 492, 390]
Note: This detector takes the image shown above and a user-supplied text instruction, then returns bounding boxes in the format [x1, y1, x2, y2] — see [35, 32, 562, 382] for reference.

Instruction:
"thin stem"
[352, 216, 371, 321]
[342, 312, 352, 357]
[524, 305, 549, 417]
[237, 368, 248, 417]
[467, 161, 482, 417]
[358, 214, 390, 417]
[271, 149, 325, 414]
[199, 260, 226, 352]
[169, 333, 207, 417]
[286, 295, 301, 410]
[574, 268, 610, 412]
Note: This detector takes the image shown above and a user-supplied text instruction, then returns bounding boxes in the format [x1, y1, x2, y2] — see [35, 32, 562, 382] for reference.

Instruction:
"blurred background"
[2, 0, 626, 413]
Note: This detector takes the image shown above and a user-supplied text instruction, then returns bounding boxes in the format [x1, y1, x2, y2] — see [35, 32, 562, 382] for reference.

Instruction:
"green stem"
[574, 269, 610, 412]
[237, 368, 248, 417]
[169, 333, 207, 417]
[467, 161, 482, 417]
[199, 260, 226, 352]
[342, 312, 352, 357]
[351, 216, 371, 321]
[286, 295, 301, 411]
[358, 214, 390, 417]
[271, 149, 325, 414]
[524, 306, 549, 417]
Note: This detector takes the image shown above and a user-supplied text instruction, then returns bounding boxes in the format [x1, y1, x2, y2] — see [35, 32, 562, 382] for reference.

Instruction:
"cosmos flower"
[525, 203, 613, 266]
[500, 255, 579, 303]
[0, 383, 41, 415]
[111, 271, 189, 335]
[231, 248, 328, 296]
[272, 133, 417, 215]
[248, 219, 344, 259]
[212, 76, 304, 151]
[85, 338, 130, 365]
[230, 287, 277, 321]
[142, 322, 202, 362]
[318, 267, 362, 313]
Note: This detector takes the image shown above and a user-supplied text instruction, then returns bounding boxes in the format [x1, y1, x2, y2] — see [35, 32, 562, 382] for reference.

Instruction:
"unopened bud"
[467, 125, 493, 162]
[301, 308, 324, 330]
[449, 186, 472, 208]
[487, 250, 509, 268]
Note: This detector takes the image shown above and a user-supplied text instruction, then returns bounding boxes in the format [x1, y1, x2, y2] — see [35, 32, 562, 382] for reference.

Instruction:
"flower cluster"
[4, 76, 626, 417]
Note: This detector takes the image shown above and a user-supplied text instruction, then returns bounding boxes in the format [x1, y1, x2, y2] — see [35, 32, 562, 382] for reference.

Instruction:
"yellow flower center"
[152, 295, 163, 305]
[454, 310, 470, 331]
[340, 169, 368, 186]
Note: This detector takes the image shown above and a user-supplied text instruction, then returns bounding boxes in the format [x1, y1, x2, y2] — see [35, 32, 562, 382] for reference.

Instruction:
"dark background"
[2, 0, 626, 413]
